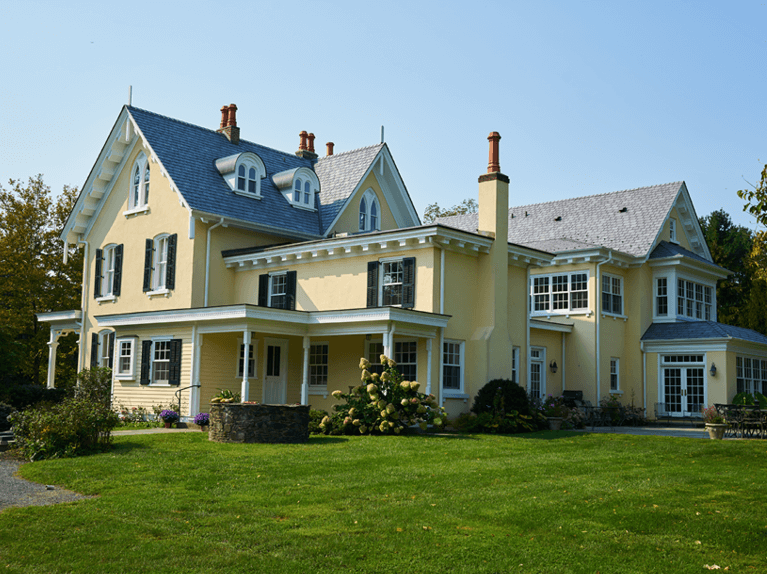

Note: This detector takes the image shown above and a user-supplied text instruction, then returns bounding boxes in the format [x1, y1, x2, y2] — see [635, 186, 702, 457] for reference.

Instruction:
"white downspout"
[77, 238, 89, 371]
[204, 218, 225, 307]
[561, 331, 566, 392]
[641, 341, 647, 413]
[595, 250, 613, 402]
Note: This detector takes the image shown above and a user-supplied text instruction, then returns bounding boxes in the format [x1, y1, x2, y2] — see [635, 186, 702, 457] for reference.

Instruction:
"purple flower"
[194, 412, 210, 426]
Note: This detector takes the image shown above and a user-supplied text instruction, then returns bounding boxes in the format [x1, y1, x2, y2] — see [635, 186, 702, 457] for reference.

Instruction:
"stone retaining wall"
[208, 403, 310, 444]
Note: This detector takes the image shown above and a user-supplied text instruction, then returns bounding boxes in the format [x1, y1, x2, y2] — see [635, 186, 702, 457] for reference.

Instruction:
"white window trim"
[101, 244, 117, 298]
[236, 336, 258, 379]
[529, 346, 546, 398]
[234, 156, 264, 199]
[393, 339, 418, 382]
[127, 152, 150, 211]
[530, 270, 591, 317]
[97, 330, 113, 368]
[145, 234, 170, 296]
[359, 188, 381, 232]
[379, 256, 406, 308]
[610, 357, 621, 393]
[114, 337, 137, 380]
[283, 168, 319, 211]
[676, 275, 715, 322]
[308, 341, 330, 395]
[654, 275, 670, 319]
[149, 336, 173, 387]
[601, 272, 625, 318]
[511, 346, 520, 385]
[268, 271, 288, 308]
[442, 339, 465, 397]
[736, 355, 767, 395]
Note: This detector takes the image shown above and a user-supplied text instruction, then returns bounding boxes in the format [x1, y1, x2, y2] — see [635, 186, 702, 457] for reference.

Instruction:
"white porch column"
[241, 330, 251, 402]
[384, 323, 396, 359]
[438, 327, 444, 405]
[189, 326, 201, 416]
[425, 338, 433, 395]
[302, 336, 310, 405]
[46, 329, 60, 389]
[561, 332, 566, 392]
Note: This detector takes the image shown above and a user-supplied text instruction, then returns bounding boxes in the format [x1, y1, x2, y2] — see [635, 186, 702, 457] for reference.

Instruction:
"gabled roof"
[437, 182, 695, 259]
[649, 240, 726, 273]
[62, 106, 394, 243]
[642, 321, 767, 345]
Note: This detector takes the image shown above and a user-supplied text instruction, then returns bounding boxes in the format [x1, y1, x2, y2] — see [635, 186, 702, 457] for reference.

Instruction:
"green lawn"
[1, 431, 766, 573]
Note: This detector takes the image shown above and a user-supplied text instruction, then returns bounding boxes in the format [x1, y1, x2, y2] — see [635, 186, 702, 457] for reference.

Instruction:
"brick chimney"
[296, 130, 318, 159]
[217, 103, 240, 144]
[326, 142, 334, 156]
[478, 132, 509, 237]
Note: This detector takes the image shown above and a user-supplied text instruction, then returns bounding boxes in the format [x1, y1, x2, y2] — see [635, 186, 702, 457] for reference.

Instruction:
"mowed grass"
[2, 431, 766, 574]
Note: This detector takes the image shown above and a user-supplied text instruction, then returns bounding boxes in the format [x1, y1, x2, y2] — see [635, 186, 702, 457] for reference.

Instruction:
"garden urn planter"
[547, 417, 564, 431]
[705, 423, 726, 440]
[164, 422, 173, 429]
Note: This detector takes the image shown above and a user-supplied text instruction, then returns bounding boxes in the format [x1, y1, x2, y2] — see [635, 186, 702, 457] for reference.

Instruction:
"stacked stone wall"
[209, 403, 309, 444]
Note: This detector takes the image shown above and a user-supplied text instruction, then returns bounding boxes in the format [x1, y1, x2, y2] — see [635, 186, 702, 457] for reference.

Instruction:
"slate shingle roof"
[649, 240, 722, 268]
[642, 321, 767, 345]
[436, 182, 684, 258]
[128, 107, 381, 238]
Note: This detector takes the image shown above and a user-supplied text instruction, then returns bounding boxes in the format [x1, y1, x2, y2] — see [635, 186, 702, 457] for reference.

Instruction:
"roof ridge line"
[316, 143, 384, 162]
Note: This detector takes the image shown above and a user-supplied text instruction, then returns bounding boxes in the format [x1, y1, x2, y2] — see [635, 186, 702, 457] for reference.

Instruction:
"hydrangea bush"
[317, 354, 446, 435]
[159, 410, 179, 423]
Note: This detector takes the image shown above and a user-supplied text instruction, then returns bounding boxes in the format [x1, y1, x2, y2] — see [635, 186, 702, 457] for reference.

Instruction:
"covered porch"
[35, 310, 83, 389]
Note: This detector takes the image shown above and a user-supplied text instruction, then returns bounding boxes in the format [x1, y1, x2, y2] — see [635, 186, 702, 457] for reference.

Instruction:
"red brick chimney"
[326, 142, 334, 156]
[296, 130, 318, 159]
[307, 133, 315, 153]
[217, 103, 240, 144]
[487, 131, 501, 173]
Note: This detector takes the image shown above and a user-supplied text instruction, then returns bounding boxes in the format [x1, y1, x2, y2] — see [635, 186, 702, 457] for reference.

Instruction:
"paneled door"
[263, 339, 287, 404]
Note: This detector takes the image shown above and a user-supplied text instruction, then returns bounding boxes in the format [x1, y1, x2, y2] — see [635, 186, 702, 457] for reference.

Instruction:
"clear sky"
[2, 0, 766, 229]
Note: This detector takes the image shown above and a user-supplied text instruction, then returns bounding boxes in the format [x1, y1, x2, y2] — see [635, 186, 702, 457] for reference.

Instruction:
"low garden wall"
[208, 403, 310, 444]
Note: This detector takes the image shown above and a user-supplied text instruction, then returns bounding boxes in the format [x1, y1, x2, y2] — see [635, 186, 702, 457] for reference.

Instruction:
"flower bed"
[208, 403, 309, 444]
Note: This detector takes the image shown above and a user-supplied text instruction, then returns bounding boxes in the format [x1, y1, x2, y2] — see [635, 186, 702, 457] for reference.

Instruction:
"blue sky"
[2, 0, 766, 229]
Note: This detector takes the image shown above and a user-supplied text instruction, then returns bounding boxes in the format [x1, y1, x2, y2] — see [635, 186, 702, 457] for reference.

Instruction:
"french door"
[662, 364, 705, 417]
[529, 347, 546, 399]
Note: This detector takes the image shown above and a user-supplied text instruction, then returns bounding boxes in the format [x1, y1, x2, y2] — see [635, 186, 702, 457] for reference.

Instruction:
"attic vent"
[619, 207, 628, 213]
[554, 216, 562, 222]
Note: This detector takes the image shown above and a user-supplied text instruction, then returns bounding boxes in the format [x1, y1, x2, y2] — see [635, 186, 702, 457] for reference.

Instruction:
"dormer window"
[273, 167, 319, 211]
[216, 152, 265, 198]
[129, 153, 150, 211]
[359, 189, 380, 232]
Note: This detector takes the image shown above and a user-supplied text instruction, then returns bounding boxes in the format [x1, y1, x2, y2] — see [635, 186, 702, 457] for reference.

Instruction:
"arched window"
[304, 180, 311, 205]
[130, 153, 150, 210]
[294, 179, 302, 202]
[237, 164, 246, 191]
[359, 197, 367, 231]
[248, 167, 257, 193]
[359, 189, 380, 231]
[215, 152, 265, 198]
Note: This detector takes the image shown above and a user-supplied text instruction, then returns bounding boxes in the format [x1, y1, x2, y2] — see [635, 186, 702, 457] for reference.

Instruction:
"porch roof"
[35, 309, 82, 332]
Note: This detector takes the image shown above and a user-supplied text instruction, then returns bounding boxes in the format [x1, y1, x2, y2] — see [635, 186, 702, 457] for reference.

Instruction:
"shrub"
[451, 409, 539, 434]
[701, 405, 724, 424]
[319, 355, 446, 435]
[732, 392, 767, 408]
[531, 395, 584, 429]
[470, 379, 531, 417]
[73, 367, 113, 406]
[308, 409, 329, 434]
[0, 402, 16, 432]
[0, 384, 68, 411]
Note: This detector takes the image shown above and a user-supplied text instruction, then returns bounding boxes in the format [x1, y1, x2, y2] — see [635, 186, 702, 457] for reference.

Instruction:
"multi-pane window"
[309, 344, 329, 387]
[153, 235, 169, 290]
[294, 179, 302, 203]
[736, 356, 767, 395]
[359, 190, 380, 232]
[304, 181, 311, 205]
[382, 261, 404, 306]
[115, 338, 135, 378]
[237, 342, 255, 378]
[394, 341, 417, 381]
[103, 246, 116, 296]
[610, 358, 619, 391]
[130, 155, 150, 209]
[656, 278, 668, 316]
[152, 341, 171, 384]
[531, 272, 588, 314]
[359, 197, 367, 230]
[366, 342, 385, 375]
[677, 279, 713, 320]
[270, 273, 287, 309]
[669, 218, 677, 242]
[443, 340, 463, 391]
[602, 274, 623, 315]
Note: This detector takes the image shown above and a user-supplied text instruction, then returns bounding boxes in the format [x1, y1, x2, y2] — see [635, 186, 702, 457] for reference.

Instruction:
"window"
[143, 234, 177, 293]
[359, 189, 380, 232]
[530, 271, 589, 314]
[669, 218, 677, 242]
[511, 347, 520, 384]
[236, 164, 258, 194]
[365, 341, 385, 375]
[366, 258, 416, 308]
[601, 274, 623, 315]
[309, 343, 329, 388]
[90, 330, 115, 368]
[114, 337, 137, 379]
[676, 279, 713, 320]
[94, 244, 123, 299]
[304, 180, 311, 205]
[736, 356, 767, 395]
[394, 341, 417, 381]
[443, 340, 464, 393]
[237, 337, 257, 378]
[140, 339, 181, 386]
[610, 358, 619, 391]
[294, 179, 302, 203]
[656, 277, 668, 316]
[258, 271, 297, 310]
[129, 153, 150, 210]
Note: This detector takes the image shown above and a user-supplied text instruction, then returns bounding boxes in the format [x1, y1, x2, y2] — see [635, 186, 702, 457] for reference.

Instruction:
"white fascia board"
[648, 256, 730, 279]
[36, 309, 83, 331]
[530, 319, 574, 333]
[725, 340, 767, 356]
[641, 338, 730, 353]
[507, 244, 555, 267]
[191, 210, 321, 242]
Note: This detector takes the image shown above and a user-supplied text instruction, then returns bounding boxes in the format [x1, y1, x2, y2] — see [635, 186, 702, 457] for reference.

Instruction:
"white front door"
[263, 339, 288, 404]
[529, 347, 546, 399]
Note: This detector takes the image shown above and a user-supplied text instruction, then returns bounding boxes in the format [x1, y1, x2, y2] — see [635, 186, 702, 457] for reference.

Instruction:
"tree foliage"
[736, 163, 767, 226]
[0, 176, 82, 388]
[423, 198, 477, 224]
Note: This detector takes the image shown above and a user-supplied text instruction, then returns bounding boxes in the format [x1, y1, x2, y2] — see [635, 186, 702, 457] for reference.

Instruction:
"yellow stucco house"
[39, 104, 767, 422]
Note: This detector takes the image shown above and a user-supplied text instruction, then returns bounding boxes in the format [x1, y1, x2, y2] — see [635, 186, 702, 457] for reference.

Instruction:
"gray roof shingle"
[649, 240, 722, 268]
[642, 321, 767, 345]
[436, 182, 684, 258]
[128, 107, 381, 238]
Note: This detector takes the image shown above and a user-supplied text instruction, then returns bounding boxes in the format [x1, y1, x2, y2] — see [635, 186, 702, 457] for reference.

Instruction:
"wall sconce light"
[550, 360, 558, 374]
[710, 363, 716, 377]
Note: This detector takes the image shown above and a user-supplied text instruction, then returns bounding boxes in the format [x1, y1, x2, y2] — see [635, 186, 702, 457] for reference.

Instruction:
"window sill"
[290, 203, 317, 212]
[234, 190, 262, 200]
[308, 388, 328, 398]
[442, 392, 470, 401]
[146, 288, 171, 298]
[531, 310, 592, 319]
[115, 375, 135, 381]
[608, 390, 623, 396]
[123, 205, 149, 217]
[602, 312, 628, 321]
[96, 295, 117, 304]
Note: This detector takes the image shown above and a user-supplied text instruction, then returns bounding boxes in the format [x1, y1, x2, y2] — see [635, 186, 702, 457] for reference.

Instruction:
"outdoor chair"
[740, 405, 764, 439]
[654, 403, 672, 425]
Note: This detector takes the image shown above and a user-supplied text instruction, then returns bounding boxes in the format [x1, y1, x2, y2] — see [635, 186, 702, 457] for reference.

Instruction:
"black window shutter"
[94, 248, 103, 298]
[143, 239, 153, 292]
[166, 234, 177, 290]
[140, 340, 152, 385]
[168, 339, 182, 386]
[90, 332, 99, 367]
[366, 262, 379, 308]
[108, 332, 115, 369]
[258, 274, 269, 307]
[113, 244, 123, 296]
[402, 257, 416, 309]
[286, 271, 297, 310]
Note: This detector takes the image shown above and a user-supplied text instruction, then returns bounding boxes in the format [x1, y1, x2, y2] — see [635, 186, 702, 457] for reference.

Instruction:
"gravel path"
[0, 457, 93, 512]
